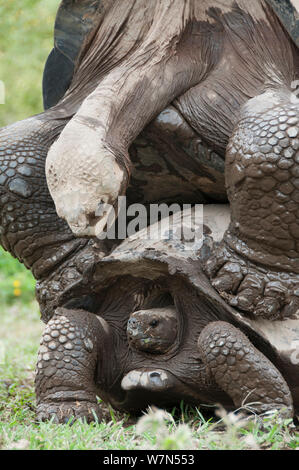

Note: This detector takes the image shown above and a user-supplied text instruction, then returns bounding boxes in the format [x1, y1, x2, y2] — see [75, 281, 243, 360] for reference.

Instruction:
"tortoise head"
[127, 306, 178, 354]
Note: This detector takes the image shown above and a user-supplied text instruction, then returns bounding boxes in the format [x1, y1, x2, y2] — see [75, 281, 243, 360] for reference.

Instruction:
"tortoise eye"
[150, 319, 159, 328]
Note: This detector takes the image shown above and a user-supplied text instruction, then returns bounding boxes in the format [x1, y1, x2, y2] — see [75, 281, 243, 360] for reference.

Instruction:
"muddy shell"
[60, 205, 298, 412]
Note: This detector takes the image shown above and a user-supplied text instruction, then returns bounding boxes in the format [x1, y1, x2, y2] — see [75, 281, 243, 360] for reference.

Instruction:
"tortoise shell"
[83, 205, 298, 409]
[266, 0, 299, 48]
[43, 0, 108, 109]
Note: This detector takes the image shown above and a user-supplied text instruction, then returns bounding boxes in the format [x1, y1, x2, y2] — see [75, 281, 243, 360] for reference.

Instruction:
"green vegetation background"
[0, 0, 59, 127]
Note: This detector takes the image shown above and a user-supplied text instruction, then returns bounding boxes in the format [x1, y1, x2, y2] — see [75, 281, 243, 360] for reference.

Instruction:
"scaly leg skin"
[205, 89, 299, 320]
[0, 116, 106, 322]
[0, 116, 88, 280]
[198, 321, 294, 418]
[35, 308, 107, 423]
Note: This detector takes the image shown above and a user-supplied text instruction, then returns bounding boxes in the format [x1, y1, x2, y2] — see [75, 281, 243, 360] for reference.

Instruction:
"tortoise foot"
[198, 321, 294, 418]
[205, 242, 299, 320]
[35, 308, 111, 424]
[206, 90, 299, 321]
[36, 401, 101, 424]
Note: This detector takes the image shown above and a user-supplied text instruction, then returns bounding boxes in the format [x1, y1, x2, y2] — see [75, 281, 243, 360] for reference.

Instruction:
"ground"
[0, 0, 298, 451]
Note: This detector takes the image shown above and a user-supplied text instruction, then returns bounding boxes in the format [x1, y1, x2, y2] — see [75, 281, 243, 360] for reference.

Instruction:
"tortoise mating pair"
[0, 0, 299, 421]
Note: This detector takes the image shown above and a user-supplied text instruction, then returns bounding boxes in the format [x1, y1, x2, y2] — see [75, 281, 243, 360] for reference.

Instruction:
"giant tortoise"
[35, 206, 299, 422]
[0, 0, 298, 422]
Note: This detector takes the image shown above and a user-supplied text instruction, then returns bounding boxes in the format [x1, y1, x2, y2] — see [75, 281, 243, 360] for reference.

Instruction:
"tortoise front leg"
[35, 307, 108, 423]
[197, 321, 294, 418]
[205, 89, 299, 320]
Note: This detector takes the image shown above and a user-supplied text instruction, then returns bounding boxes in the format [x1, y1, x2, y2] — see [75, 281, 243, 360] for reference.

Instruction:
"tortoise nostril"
[150, 372, 160, 378]
[128, 318, 138, 329]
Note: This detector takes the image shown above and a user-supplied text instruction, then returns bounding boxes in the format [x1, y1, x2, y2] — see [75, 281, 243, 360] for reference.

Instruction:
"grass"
[0, 0, 298, 452]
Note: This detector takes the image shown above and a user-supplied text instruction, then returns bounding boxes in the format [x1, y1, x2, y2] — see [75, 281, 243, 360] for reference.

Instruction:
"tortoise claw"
[36, 401, 102, 424]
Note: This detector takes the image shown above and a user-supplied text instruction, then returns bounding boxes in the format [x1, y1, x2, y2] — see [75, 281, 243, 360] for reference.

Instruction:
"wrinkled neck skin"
[45, 0, 293, 238]
[45, 0, 223, 237]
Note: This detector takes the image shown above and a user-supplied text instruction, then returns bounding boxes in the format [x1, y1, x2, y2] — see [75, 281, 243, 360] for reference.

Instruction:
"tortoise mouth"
[127, 333, 174, 354]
